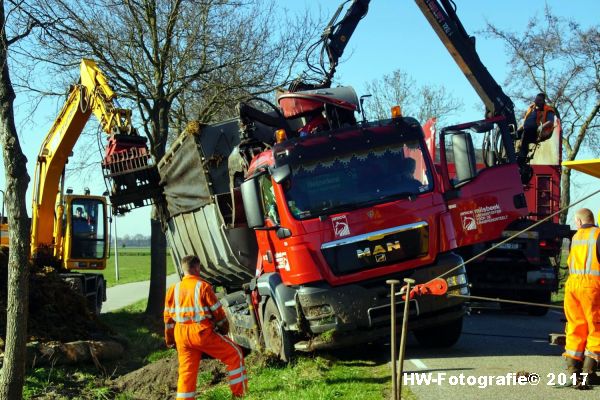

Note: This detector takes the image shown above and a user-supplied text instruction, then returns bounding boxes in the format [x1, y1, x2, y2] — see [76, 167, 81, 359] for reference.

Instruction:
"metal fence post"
[387, 279, 400, 400]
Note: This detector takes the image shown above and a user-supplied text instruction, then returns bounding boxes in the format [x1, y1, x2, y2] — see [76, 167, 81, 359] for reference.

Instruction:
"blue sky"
[2, 0, 600, 236]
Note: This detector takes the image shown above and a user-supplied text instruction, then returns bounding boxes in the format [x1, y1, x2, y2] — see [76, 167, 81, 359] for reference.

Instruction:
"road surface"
[402, 307, 597, 399]
[102, 273, 180, 313]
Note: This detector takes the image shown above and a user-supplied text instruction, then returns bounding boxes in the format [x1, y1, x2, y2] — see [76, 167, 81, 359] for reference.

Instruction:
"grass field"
[95, 247, 177, 287]
[24, 300, 414, 400]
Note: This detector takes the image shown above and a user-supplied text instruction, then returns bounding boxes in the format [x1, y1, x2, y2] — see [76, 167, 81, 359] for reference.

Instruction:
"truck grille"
[321, 222, 429, 275]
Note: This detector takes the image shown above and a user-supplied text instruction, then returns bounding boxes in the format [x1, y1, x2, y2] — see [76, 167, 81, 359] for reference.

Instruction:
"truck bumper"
[466, 263, 557, 293]
[293, 253, 469, 350]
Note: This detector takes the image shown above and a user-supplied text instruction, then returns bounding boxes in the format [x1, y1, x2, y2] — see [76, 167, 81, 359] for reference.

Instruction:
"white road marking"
[409, 359, 428, 369]
[532, 340, 547, 343]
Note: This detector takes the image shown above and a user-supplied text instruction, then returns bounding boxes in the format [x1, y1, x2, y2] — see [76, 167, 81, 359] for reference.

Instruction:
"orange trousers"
[563, 275, 600, 361]
[175, 325, 247, 398]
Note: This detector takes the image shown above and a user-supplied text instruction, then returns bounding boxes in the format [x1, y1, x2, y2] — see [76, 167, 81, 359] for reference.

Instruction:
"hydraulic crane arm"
[290, 0, 370, 91]
[320, 0, 370, 88]
[413, 0, 516, 128]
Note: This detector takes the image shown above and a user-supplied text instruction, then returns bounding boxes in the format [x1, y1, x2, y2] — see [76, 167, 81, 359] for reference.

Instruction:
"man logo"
[357, 241, 402, 260]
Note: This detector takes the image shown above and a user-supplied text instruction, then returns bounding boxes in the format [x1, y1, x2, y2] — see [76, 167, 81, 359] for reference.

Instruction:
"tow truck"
[415, 0, 570, 314]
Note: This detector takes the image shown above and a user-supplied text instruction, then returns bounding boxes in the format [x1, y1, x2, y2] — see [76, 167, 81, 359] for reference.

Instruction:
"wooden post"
[397, 278, 415, 399]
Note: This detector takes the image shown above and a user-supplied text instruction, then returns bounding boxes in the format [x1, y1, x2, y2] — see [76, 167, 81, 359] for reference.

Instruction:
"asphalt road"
[102, 273, 180, 313]
[402, 307, 597, 400]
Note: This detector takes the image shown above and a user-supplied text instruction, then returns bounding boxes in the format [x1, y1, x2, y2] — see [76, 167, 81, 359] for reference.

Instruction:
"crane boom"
[413, 0, 516, 128]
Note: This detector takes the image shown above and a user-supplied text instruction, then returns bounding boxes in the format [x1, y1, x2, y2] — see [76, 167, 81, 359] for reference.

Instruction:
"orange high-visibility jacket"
[524, 103, 556, 127]
[567, 226, 600, 277]
[163, 275, 227, 341]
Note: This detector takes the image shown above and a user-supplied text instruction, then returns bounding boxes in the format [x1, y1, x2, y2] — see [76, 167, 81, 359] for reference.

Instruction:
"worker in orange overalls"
[563, 208, 600, 388]
[164, 255, 247, 398]
[517, 92, 558, 158]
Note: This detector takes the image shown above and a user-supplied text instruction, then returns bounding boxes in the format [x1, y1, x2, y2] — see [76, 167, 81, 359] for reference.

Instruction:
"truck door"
[255, 174, 278, 274]
[439, 125, 528, 249]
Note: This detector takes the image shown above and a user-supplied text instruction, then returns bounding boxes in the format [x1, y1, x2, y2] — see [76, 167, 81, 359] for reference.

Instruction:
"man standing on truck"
[517, 92, 558, 158]
[164, 255, 247, 398]
[563, 208, 600, 387]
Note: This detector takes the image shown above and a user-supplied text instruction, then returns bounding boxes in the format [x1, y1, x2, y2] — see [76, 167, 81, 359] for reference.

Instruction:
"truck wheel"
[263, 298, 293, 362]
[525, 291, 551, 317]
[413, 317, 463, 348]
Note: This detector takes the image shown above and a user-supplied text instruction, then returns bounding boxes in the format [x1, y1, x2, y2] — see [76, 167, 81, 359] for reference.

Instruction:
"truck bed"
[158, 120, 259, 289]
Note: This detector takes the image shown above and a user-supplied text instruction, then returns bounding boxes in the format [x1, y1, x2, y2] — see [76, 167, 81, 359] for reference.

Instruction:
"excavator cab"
[62, 195, 108, 270]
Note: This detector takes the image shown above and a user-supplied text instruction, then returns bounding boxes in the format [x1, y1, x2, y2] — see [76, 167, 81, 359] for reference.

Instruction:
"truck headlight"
[305, 304, 333, 319]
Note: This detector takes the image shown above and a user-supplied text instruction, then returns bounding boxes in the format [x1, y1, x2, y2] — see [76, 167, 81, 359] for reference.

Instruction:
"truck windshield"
[283, 138, 432, 219]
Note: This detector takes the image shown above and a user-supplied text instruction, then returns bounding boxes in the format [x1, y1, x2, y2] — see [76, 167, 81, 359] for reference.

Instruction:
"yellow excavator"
[2, 59, 159, 313]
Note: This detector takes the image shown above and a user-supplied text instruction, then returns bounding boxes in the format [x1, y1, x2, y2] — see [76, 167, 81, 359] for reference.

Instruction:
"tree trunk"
[145, 103, 169, 317]
[559, 167, 571, 225]
[0, 3, 31, 398]
[145, 209, 167, 317]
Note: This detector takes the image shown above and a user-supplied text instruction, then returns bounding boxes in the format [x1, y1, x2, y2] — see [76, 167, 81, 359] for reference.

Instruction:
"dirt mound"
[112, 354, 227, 399]
[0, 260, 112, 344]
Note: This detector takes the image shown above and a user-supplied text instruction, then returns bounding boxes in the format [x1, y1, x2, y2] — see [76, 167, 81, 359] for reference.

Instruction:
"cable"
[447, 294, 564, 310]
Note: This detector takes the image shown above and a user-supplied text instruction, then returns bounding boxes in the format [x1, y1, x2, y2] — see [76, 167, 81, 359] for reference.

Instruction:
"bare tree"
[0, 1, 35, 397]
[364, 69, 463, 125]
[19, 0, 316, 316]
[484, 7, 600, 223]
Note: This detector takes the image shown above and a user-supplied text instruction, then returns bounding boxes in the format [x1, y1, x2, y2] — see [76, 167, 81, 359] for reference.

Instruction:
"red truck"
[156, 0, 544, 360]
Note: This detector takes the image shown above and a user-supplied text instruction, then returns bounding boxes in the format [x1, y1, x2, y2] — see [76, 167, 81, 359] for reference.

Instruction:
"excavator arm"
[31, 59, 159, 268]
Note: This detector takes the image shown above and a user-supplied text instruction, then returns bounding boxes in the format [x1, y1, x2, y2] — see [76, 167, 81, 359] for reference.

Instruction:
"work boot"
[555, 357, 582, 388]
[582, 356, 600, 386]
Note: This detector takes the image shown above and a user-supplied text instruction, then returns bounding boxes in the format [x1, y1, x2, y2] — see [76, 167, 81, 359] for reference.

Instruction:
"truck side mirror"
[241, 178, 265, 229]
[451, 131, 477, 184]
[271, 164, 291, 184]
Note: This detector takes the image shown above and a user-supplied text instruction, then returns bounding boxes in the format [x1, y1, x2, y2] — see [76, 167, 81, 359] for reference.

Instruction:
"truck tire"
[413, 317, 463, 348]
[263, 298, 293, 362]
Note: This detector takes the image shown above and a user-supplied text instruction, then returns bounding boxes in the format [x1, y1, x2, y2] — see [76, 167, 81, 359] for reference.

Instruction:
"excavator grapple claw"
[102, 134, 162, 214]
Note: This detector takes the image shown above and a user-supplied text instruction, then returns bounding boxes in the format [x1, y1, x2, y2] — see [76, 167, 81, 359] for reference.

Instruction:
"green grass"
[92, 247, 177, 287]
[196, 352, 414, 400]
[25, 298, 415, 399]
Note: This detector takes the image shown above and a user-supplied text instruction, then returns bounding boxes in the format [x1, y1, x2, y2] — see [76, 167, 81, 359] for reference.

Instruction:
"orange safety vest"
[567, 227, 600, 278]
[524, 103, 556, 127]
[163, 275, 227, 333]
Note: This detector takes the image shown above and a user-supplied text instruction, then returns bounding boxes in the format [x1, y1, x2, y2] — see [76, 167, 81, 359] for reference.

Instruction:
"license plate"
[493, 242, 521, 250]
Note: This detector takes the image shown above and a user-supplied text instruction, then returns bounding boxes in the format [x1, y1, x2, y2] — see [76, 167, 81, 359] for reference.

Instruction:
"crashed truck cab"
[237, 108, 472, 352]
